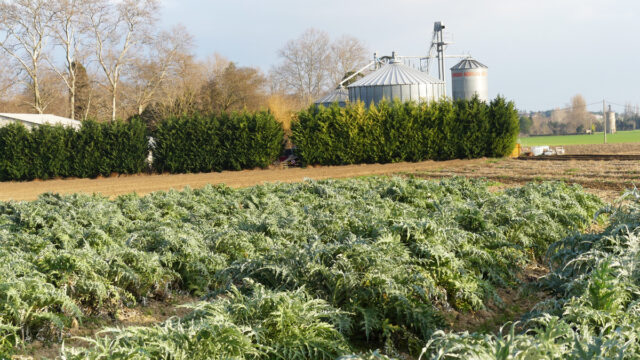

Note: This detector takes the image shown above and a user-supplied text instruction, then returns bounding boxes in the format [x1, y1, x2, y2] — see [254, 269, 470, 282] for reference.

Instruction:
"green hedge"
[0, 119, 148, 181]
[0, 99, 516, 181]
[152, 111, 284, 174]
[291, 96, 519, 165]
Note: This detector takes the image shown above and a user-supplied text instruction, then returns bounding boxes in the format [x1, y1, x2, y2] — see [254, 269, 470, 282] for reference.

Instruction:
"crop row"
[417, 189, 640, 359]
[0, 177, 602, 358]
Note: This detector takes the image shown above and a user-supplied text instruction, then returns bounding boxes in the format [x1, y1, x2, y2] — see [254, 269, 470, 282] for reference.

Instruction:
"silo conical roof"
[348, 60, 444, 87]
[451, 58, 488, 70]
[314, 87, 348, 105]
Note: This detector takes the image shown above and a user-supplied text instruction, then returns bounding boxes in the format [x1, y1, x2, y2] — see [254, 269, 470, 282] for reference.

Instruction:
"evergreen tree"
[73, 62, 90, 120]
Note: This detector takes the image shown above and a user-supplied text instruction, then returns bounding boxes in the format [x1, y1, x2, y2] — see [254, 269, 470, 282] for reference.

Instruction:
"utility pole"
[603, 99, 607, 144]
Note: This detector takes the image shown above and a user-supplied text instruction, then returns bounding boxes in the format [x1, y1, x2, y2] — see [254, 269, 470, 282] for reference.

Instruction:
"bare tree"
[86, 0, 159, 121]
[271, 29, 369, 103]
[0, 51, 17, 101]
[329, 35, 368, 86]
[530, 112, 552, 135]
[0, 0, 54, 113]
[203, 52, 231, 80]
[566, 94, 593, 133]
[46, 0, 88, 119]
[200, 60, 267, 114]
[271, 28, 331, 103]
[129, 25, 194, 115]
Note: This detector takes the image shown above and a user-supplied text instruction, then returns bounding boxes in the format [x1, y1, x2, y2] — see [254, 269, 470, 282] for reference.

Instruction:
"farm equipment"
[520, 145, 565, 157]
[278, 148, 300, 168]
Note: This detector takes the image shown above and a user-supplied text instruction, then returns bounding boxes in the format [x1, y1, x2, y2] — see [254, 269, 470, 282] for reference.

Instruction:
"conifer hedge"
[151, 111, 284, 173]
[291, 96, 519, 165]
[0, 119, 148, 181]
[0, 98, 517, 181]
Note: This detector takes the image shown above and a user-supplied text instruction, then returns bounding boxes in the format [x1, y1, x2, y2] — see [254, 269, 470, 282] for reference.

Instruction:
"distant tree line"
[519, 94, 639, 136]
[0, 1, 370, 127]
[617, 103, 640, 130]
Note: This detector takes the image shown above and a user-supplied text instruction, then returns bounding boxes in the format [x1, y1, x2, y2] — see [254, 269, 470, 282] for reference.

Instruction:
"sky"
[160, 0, 640, 112]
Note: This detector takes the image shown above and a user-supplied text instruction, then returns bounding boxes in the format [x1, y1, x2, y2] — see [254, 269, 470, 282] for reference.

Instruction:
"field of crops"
[518, 129, 640, 146]
[3, 176, 640, 359]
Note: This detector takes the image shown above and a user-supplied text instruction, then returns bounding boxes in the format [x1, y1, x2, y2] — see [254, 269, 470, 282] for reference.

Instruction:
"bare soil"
[445, 263, 551, 334]
[412, 157, 638, 202]
[1, 159, 485, 202]
[15, 295, 197, 360]
[562, 143, 640, 155]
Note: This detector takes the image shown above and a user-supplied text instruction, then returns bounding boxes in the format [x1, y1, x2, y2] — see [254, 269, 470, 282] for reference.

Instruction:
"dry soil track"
[0, 159, 485, 202]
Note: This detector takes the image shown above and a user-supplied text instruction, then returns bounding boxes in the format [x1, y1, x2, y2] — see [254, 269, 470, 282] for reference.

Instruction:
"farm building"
[314, 87, 349, 107]
[0, 113, 81, 130]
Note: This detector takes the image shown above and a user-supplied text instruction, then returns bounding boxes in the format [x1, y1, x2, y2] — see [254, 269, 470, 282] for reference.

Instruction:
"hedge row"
[0, 112, 285, 181]
[0, 99, 517, 181]
[151, 111, 284, 173]
[0, 120, 148, 181]
[291, 96, 520, 165]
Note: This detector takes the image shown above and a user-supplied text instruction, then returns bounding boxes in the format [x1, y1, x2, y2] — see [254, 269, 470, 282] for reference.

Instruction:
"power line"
[525, 101, 606, 113]
[604, 100, 629, 109]
[525, 100, 634, 114]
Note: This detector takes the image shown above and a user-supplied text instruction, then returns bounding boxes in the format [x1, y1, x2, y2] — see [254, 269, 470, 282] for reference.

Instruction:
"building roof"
[0, 113, 82, 128]
[451, 58, 488, 70]
[315, 87, 348, 105]
[348, 59, 444, 87]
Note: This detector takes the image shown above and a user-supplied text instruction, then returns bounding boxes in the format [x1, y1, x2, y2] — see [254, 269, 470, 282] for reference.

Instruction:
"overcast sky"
[160, 0, 640, 112]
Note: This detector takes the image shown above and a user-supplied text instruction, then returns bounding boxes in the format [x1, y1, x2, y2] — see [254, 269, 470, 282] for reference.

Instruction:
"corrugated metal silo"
[347, 56, 445, 107]
[314, 87, 348, 107]
[451, 58, 488, 101]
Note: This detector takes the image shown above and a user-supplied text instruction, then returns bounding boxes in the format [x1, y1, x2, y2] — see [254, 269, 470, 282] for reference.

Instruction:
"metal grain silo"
[347, 55, 445, 107]
[314, 87, 348, 107]
[450, 58, 488, 102]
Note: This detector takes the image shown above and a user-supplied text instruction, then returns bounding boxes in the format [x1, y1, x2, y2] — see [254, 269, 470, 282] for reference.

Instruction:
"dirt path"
[0, 159, 485, 202]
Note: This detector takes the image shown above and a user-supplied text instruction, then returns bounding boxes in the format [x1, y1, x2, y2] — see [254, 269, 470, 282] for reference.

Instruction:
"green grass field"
[519, 130, 640, 146]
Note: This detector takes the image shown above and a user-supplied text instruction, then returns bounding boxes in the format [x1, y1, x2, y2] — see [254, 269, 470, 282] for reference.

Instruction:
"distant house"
[0, 113, 81, 130]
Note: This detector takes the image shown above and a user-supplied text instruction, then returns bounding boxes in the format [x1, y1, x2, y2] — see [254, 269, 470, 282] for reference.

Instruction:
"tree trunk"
[69, 88, 75, 120]
[111, 84, 117, 122]
[33, 77, 42, 114]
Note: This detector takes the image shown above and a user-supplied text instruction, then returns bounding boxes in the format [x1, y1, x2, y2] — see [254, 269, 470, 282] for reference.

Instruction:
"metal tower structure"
[337, 21, 471, 98]
[432, 22, 448, 82]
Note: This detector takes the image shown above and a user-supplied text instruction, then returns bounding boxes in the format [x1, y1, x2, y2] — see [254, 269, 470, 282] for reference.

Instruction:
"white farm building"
[0, 113, 81, 130]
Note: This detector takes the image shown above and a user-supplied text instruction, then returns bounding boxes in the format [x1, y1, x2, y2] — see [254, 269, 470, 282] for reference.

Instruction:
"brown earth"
[413, 157, 639, 202]
[445, 263, 551, 334]
[1, 159, 486, 202]
[15, 295, 198, 360]
[562, 143, 640, 155]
